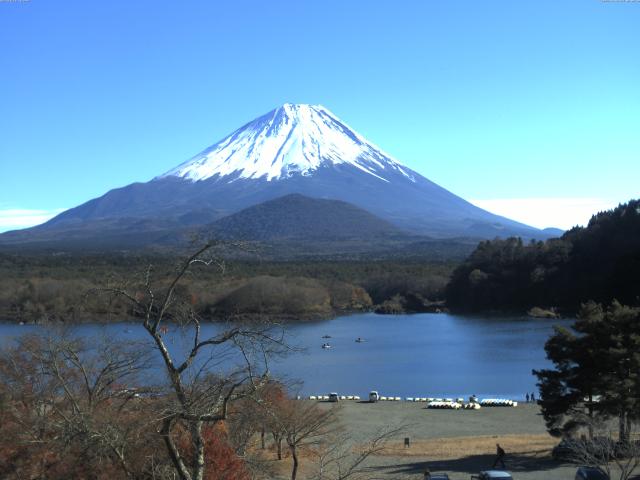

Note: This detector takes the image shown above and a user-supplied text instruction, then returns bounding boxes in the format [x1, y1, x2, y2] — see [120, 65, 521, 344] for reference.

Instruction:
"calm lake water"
[0, 313, 571, 400]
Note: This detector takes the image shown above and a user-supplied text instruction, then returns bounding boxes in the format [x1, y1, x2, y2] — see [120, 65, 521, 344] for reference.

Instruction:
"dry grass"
[378, 433, 556, 460]
[248, 434, 560, 479]
[249, 442, 324, 479]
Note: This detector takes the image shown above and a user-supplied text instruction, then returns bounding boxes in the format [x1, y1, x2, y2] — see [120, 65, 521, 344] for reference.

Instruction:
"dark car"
[430, 474, 450, 480]
[471, 471, 513, 480]
[575, 466, 609, 480]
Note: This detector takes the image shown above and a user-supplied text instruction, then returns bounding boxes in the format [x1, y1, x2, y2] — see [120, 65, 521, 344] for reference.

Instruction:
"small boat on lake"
[321, 343, 332, 349]
[322, 335, 332, 339]
[355, 337, 365, 343]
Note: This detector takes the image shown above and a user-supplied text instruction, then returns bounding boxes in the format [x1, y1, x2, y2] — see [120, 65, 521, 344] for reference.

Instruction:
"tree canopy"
[534, 301, 640, 441]
[446, 199, 640, 313]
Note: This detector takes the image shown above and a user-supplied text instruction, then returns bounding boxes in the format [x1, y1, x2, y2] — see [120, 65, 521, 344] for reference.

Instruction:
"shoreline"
[0, 309, 358, 326]
[0, 307, 566, 326]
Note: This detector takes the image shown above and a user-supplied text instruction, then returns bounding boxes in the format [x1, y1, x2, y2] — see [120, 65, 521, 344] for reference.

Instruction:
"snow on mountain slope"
[0, 102, 555, 249]
[159, 103, 416, 183]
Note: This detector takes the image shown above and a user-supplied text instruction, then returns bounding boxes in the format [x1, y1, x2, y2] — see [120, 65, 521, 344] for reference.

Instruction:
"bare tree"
[0, 332, 156, 479]
[250, 381, 289, 460]
[310, 425, 405, 480]
[562, 422, 640, 480]
[99, 242, 290, 480]
[286, 403, 339, 480]
[255, 393, 339, 480]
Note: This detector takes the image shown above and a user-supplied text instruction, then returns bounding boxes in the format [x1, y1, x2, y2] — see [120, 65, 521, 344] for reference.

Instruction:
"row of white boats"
[306, 393, 518, 409]
[309, 394, 362, 401]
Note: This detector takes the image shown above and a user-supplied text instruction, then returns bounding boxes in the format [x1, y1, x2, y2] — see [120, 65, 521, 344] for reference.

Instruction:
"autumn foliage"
[203, 426, 249, 480]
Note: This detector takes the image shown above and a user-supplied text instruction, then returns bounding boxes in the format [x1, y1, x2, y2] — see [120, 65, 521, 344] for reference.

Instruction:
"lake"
[0, 312, 571, 401]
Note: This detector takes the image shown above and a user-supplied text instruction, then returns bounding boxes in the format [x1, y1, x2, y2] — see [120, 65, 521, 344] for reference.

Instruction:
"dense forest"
[3, 200, 638, 322]
[0, 253, 454, 323]
[446, 199, 640, 313]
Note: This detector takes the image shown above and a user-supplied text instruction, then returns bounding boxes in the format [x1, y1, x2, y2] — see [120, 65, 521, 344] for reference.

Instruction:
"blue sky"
[1, 0, 638, 231]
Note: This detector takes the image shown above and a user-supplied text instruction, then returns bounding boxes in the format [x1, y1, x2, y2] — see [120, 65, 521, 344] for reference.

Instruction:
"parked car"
[328, 392, 339, 402]
[575, 466, 609, 480]
[470, 471, 513, 480]
[431, 473, 450, 480]
[369, 390, 379, 402]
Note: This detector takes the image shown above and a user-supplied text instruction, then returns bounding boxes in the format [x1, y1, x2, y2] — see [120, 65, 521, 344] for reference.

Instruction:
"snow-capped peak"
[158, 103, 416, 183]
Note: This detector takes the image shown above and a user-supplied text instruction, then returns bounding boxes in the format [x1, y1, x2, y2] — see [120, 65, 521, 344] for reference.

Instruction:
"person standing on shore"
[493, 443, 506, 469]
[525, 393, 530, 403]
[530, 392, 536, 403]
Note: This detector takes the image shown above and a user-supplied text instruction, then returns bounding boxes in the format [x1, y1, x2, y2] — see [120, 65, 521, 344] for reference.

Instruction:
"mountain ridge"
[1, 103, 556, 249]
[207, 193, 405, 241]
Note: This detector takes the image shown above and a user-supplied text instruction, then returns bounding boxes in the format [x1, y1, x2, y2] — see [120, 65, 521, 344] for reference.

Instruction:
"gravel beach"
[307, 401, 598, 480]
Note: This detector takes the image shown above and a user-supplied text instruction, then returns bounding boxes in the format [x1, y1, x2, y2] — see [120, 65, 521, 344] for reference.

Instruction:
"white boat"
[322, 343, 332, 349]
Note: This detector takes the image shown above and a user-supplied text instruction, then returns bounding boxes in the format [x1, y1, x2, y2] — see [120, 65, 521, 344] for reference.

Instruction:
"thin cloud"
[0, 208, 67, 233]
[470, 197, 619, 230]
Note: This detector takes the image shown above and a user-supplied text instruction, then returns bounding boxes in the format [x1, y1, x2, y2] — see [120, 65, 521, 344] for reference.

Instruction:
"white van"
[369, 391, 379, 403]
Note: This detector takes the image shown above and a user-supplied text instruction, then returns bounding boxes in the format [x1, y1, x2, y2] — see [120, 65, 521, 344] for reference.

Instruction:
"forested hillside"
[0, 254, 453, 323]
[446, 199, 640, 313]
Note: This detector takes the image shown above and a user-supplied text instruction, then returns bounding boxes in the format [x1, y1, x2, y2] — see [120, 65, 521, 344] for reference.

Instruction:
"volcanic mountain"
[208, 194, 404, 241]
[1, 103, 551, 249]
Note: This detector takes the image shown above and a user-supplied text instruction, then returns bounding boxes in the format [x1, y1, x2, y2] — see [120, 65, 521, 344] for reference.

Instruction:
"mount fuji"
[159, 103, 416, 184]
[1, 103, 552, 250]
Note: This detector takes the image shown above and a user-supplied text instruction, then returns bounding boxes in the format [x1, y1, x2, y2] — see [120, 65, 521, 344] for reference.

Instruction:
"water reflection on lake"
[0, 313, 571, 400]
